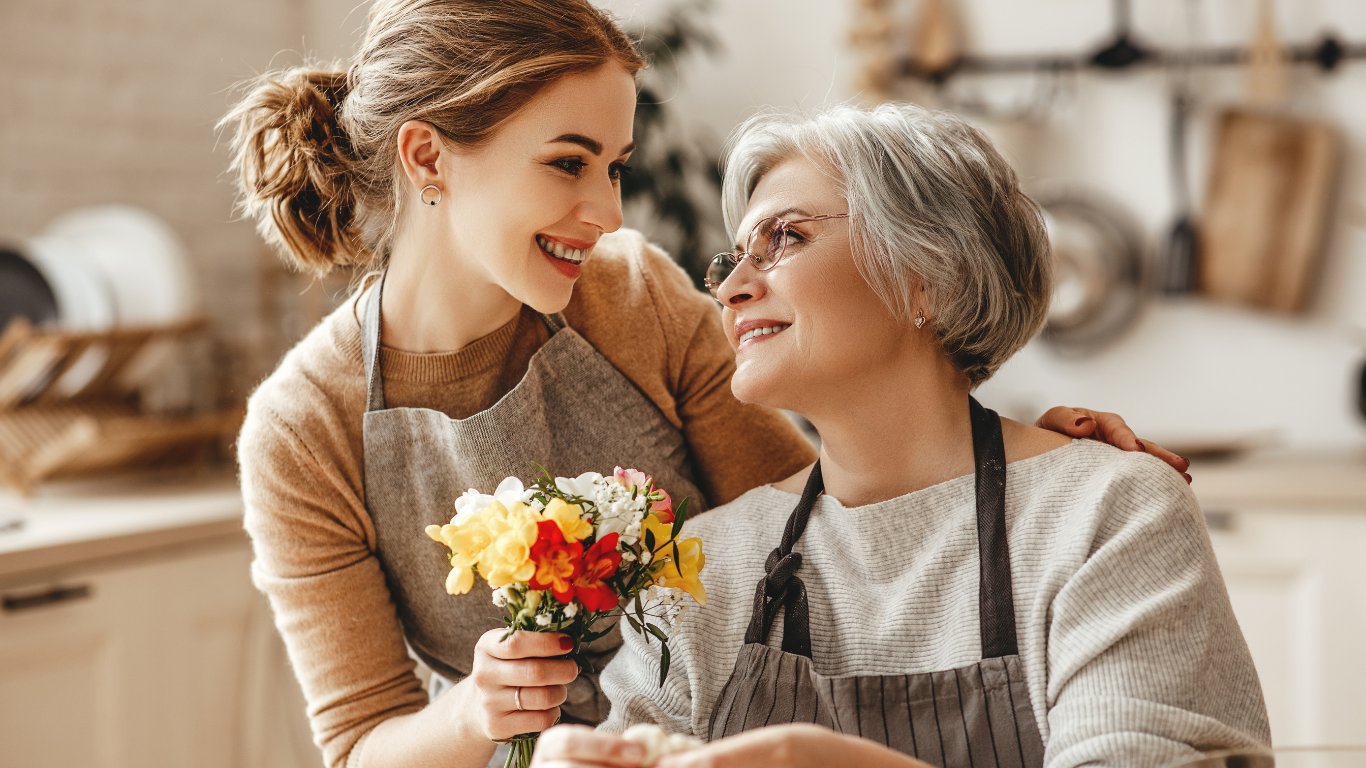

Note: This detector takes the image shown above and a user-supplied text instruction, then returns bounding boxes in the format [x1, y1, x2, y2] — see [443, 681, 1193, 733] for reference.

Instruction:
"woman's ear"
[395, 120, 445, 191]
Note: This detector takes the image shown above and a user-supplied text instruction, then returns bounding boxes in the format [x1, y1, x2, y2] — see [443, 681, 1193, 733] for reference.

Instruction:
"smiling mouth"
[536, 235, 588, 265]
[739, 324, 791, 345]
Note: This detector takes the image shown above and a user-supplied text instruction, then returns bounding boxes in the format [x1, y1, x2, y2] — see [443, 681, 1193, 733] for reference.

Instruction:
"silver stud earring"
[914, 312, 927, 329]
[420, 184, 442, 207]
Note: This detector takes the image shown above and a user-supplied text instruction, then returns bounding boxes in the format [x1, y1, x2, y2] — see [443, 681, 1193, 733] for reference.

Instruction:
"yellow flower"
[478, 501, 538, 588]
[542, 498, 592, 543]
[641, 513, 673, 552]
[655, 536, 706, 606]
[641, 513, 705, 606]
[445, 563, 475, 595]
[427, 521, 488, 595]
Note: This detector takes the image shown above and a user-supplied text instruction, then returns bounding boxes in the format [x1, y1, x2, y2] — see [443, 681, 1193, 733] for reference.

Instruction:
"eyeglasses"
[703, 214, 849, 299]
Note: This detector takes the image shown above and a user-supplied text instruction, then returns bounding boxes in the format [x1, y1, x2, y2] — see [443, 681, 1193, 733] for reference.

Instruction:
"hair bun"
[220, 65, 367, 275]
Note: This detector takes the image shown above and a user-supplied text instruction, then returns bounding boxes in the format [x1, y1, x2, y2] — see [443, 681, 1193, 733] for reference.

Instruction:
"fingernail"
[1074, 416, 1094, 428]
[1182, 472, 1193, 484]
[559, 636, 574, 651]
[1135, 439, 1146, 452]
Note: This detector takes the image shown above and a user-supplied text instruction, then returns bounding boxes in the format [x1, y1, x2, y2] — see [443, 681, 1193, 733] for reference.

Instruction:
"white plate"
[44, 205, 197, 326]
[42, 207, 198, 402]
[16, 234, 117, 397]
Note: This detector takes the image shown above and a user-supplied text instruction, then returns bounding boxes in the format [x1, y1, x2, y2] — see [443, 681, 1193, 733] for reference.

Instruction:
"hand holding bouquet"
[425, 467, 706, 768]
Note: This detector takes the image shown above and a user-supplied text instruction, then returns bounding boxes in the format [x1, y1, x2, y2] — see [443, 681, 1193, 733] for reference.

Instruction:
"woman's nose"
[578, 174, 625, 234]
[717, 258, 765, 306]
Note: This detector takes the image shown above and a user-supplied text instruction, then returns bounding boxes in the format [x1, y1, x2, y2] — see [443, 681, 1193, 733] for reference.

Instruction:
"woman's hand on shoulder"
[1036, 405, 1192, 483]
[654, 724, 933, 768]
[458, 629, 580, 743]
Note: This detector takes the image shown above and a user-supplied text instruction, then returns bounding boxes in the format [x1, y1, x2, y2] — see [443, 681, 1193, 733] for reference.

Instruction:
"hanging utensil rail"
[899, 33, 1366, 81]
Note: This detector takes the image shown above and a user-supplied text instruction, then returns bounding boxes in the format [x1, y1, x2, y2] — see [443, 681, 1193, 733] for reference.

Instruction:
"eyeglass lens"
[705, 217, 787, 297]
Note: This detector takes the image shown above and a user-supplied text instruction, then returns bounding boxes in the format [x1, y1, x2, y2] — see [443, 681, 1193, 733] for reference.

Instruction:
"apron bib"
[707, 397, 1045, 768]
[359, 274, 706, 725]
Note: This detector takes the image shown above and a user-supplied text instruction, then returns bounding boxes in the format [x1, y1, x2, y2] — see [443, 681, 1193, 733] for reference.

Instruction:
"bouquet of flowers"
[425, 467, 706, 768]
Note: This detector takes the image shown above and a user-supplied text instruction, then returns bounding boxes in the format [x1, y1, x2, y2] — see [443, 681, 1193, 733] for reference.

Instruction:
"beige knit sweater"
[236, 229, 817, 768]
[600, 440, 1271, 766]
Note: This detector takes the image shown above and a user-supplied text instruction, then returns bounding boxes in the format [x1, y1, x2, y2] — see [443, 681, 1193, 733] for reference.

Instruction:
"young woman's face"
[715, 156, 907, 412]
[438, 63, 637, 313]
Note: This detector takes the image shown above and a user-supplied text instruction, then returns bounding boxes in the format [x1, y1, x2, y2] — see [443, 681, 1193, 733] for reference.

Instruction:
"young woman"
[222, 3, 1189, 767]
[535, 104, 1268, 768]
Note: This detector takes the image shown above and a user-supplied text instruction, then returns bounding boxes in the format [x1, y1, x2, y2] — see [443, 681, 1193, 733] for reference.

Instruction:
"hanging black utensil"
[1090, 0, 1151, 70]
[1161, 89, 1200, 294]
[1161, 0, 1202, 295]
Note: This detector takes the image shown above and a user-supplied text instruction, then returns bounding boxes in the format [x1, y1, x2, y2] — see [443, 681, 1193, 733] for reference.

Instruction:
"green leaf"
[644, 528, 656, 552]
[626, 614, 643, 633]
[658, 642, 672, 687]
[670, 497, 690, 540]
[645, 623, 669, 643]
[672, 541, 682, 567]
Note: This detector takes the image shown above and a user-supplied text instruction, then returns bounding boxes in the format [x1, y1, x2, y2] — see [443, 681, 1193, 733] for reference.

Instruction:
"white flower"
[491, 587, 510, 607]
[555, 472, 604, 500]
[535, 614, 552, 626]
[453, 489, 495, 522]
[640, 550, 652, 565]
[563, 603, 578, 618]
[492, 476, 535, 509]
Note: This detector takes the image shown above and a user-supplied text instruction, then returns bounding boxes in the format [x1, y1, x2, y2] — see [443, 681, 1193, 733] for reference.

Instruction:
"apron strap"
[969, 396, 1018, 658]
[743, 461, 823, 658]
[540, 312, 566, 334]
[361, 271, 387, 413]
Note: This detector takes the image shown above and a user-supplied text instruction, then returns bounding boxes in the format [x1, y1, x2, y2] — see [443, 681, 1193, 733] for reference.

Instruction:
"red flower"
[528, 520, 582, 603]
[572, 533, 623, 612]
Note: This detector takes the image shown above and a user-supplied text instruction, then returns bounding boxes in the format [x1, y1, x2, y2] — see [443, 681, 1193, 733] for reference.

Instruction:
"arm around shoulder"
[1042, 455, 1271, 766]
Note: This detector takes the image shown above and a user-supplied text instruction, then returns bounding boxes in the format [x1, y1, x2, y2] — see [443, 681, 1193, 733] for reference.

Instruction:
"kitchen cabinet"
[0, 475, 317, 768]
[1193, 452, 1366, 747]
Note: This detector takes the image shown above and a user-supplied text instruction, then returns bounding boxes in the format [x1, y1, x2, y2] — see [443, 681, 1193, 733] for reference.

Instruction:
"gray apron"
[359, 273, 706, 726]
[708, 397, 1045, 768]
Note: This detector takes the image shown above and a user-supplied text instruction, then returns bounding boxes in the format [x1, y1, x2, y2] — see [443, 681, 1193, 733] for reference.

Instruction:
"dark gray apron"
[359, 273, 706, 726]
[707, 397, 1045, 768]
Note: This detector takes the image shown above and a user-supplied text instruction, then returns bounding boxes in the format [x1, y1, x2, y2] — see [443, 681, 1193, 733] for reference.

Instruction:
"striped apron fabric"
[358, 273, 706, 728]
[707, 397, 1045, 768]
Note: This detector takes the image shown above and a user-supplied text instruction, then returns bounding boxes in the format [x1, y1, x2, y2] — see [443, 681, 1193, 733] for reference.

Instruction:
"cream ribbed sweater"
[236, 229, 817, 768]
[600, 440, 1271, 767]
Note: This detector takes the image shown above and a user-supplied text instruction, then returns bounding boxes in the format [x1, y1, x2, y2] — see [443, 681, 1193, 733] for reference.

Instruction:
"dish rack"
[0, 317, 242, 494]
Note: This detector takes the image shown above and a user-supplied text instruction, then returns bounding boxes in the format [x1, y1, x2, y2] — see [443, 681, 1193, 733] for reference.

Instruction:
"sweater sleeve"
[597, 611, 701, 738]
[634, 241, 817, 505]
[238, 400, 428, 768]
[1042, 460, 1271, 767]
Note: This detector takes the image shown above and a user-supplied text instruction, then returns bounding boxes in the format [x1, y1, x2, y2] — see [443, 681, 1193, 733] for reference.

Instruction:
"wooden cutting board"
[1200, 108, 1341, 313]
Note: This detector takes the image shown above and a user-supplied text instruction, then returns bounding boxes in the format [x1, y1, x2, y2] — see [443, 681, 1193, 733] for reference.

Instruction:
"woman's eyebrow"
[548, 133, 635, 157]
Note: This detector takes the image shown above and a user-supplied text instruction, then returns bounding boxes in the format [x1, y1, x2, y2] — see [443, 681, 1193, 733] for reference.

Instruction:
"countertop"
[1186, 449, 1366, 508]
[0, 468, 244, 581]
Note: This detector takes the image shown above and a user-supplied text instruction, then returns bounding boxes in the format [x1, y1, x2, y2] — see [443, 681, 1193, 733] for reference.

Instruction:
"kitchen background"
[1, 0, 1364, 766]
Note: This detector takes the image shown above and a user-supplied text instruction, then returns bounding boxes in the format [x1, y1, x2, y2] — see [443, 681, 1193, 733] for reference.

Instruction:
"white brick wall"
[0, 0, 331, 406]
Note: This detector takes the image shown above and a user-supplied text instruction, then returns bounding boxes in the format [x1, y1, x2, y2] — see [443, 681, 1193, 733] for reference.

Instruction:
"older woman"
[531, 104, 1270, 768]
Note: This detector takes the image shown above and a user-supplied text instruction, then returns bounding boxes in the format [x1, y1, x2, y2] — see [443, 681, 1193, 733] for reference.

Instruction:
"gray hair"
[720, 103, 1051, 385]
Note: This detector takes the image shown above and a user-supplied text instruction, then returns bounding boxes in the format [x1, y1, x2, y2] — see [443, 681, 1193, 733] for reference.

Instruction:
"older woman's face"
[716, 157, 908, 412]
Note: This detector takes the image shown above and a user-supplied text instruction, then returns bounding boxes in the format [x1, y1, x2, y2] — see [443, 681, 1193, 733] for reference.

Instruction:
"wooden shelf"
[0, 318, 241, 495]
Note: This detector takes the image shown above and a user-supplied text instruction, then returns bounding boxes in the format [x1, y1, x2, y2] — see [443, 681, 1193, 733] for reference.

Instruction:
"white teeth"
[537, 235, 586, 264]
[739, 324, 790, 344]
